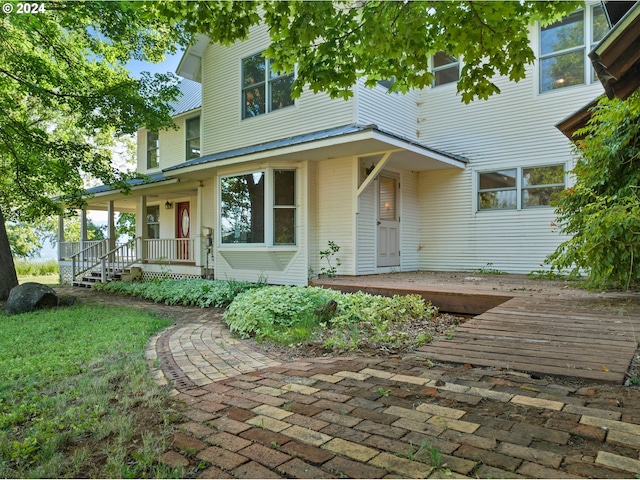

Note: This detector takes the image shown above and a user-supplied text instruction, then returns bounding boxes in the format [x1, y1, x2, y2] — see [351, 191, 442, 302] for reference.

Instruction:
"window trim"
[185, 116, 200, 161]
[538, 4, 609, 93]
[146, 205, 160, 239]
[241, 51, 295, 119]
[477, 164, 566, 212]
[218, 168, 297, 246]
[146, 131, 159, 169]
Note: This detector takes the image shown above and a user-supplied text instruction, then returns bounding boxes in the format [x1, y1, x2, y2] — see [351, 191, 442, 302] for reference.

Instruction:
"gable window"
[242, 53, 294, 119]
[539, 5, 608, 92]
[478, 165, 565, 211]
[220, 169, 296, 245]
[147, 131, 159, 169]
[146, 205, 160, 239]
[186, 116, 200, 160]
[432, 52, 460, 86]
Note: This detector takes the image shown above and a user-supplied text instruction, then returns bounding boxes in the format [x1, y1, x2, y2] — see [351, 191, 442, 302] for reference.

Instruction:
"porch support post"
[107, 200, 116, 252]
[195, 183, 204, 267]
[57, 215, 64, 261]
[80, 207, 88, 247]
[136, 195, 148, 262]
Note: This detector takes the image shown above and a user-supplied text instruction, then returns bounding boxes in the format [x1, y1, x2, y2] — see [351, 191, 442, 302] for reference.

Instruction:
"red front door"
[176, 202, 190, 260]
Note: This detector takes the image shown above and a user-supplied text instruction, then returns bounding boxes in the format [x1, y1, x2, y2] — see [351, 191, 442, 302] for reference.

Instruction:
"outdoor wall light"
[165, 201, 173, 210]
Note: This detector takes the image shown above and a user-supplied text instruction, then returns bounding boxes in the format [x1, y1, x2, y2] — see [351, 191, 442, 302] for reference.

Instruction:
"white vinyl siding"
[201, 23, 355, 157]
[316, 158, 355, 276]
[400, 170, 420, 272]
[355, 79, 420, 142]
[417, 49, 597, 273]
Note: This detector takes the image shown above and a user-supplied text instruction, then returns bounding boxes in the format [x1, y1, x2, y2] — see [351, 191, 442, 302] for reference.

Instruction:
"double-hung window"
[432, 52, 460, 86]
[220, 169, 296, 245]
[147, 131, 159, 169]
[478, 165, 565, 211]
[185, 116, 200, 160]
[539, 5, 609, 92]
[146, 205, 160, 239]
[242, 52, 294, 119]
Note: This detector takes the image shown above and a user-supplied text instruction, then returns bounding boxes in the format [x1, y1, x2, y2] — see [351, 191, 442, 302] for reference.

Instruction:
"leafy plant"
[94, 278, 265, 308]
[376, 387, 390, 397]
[547, 91, 640, 290]
[319, 241, 342, 278]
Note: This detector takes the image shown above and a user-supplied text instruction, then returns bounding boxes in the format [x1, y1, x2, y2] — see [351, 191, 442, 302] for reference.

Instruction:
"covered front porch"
[58, 175, 213, 286]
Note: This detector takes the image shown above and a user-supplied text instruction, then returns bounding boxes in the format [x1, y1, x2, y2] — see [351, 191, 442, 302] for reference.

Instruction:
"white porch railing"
[60, 240, 103, 260]
[145, 238, 195, 262]
[70, 239, 109, 280]
[99, 240, 138, 282]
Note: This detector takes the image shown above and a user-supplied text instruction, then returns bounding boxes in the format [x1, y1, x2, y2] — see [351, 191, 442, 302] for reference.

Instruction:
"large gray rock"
[5, 282, 59, 315]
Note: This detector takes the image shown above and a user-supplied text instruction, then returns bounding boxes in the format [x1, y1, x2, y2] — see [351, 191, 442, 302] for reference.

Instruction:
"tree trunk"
[0, 208, 19, 300]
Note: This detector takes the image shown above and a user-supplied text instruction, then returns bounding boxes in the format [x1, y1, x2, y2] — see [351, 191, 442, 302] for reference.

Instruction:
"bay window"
[220, 169, 296, 245]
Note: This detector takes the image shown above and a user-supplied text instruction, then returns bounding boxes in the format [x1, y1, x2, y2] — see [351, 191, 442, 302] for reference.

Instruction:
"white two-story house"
[58, 3, 612, 286]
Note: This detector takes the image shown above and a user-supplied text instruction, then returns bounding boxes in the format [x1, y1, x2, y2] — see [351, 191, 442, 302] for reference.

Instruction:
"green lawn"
[17, 274, 59, 286]
[0, 305, 180, 478]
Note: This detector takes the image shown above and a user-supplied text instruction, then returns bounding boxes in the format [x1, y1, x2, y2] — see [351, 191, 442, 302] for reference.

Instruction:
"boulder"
[5, 282, 59, 315]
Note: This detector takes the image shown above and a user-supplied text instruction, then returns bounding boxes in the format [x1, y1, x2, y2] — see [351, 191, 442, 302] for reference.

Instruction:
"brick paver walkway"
[150, 311, 640, 479]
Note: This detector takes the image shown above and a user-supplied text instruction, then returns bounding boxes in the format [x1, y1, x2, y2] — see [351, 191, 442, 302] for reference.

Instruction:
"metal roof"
[169, 79, 202, 116]
[163, 124, 468, 173]
[84, 172, 170, 195]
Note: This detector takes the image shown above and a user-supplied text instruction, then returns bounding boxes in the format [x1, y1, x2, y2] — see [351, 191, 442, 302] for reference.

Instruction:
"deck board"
[315, 277, 640, 384]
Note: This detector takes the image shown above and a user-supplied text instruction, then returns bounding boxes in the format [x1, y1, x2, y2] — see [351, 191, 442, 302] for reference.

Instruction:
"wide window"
[146, 205, 160, 239]
[432, 52, 460, 86]
[220, 169, 296, 245]
[478, 165, 565, 211]
[539, 5, 608, 92]
[242, 53, 294, 119]
[147, 132, 159, 169]
[185, 116, 200, 160]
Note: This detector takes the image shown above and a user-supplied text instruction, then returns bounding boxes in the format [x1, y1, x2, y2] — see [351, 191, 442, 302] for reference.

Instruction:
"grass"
[0, 304, 181, 478]
[14, 259, 60, 287]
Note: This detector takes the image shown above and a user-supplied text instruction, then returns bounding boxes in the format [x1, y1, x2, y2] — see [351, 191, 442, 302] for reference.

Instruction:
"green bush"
[94, 278, 264, 308]
[224, 286, 437, 350]
[223, 286, 340, 342]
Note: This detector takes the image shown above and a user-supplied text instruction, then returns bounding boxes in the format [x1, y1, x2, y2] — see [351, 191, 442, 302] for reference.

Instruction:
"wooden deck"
[314, 273, 640, 384]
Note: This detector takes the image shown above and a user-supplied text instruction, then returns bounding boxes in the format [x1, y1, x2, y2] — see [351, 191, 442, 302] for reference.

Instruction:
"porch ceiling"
[164, 124, 468, 180]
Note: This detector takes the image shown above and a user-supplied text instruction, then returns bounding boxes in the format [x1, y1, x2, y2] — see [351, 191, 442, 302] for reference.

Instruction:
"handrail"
[145, 238, 195, 262]
[71, 239, 109, 281]
[99, 238, 139, 282]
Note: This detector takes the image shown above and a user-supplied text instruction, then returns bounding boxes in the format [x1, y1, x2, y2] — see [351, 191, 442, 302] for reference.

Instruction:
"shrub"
[223, 286, 340, 342]
[94, 278, 264, 308]
[223, 286, 438, 350]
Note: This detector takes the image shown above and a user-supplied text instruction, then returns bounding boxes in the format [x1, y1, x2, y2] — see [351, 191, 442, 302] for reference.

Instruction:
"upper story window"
[478, 165, 565, 211]
[147, 131, 159, 169]
[242, 52, 294, 119]
[186, 116, 200, 160]
[432, 52, 460, 86]
[539, 5, 608, 92]
[220, 169, 296, 245]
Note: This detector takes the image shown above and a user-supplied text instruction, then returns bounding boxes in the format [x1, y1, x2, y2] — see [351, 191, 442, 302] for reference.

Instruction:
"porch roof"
[83, 172, 172, 195]
[163, 124, 468, 176]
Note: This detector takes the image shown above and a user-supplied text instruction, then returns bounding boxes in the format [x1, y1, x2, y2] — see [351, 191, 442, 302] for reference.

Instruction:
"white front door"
[377, 173, 400, 267]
